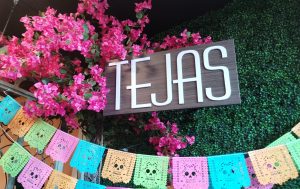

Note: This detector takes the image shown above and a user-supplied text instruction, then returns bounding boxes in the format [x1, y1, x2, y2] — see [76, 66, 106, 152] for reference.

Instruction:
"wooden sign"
[104, 39, 240, 116]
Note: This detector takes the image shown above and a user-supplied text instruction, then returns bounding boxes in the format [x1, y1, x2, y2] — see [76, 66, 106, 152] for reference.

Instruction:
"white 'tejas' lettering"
[203, 45, 231, 100]
[151, 53, 173, 106]
[108, 60, 129, 110]
[126, 57, 152, 108]
[173, 50, 203, 104]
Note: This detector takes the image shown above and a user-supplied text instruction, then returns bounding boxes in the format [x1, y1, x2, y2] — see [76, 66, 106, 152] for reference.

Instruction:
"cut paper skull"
[17, 157, 53, 189]
[8, 108, 36, 137]
[172, 157, 209, 189]
[249, 145, 298, 185]
[144, 162, 159, 181]
[0, 95, 21, 125]
[45, 170, 77, 189]
[101, 149, 136, 184]
[208, 153, 251, 189]
[0, 143, 31, 177]
[245, 158, 273, 189]
[70, 140, 106, 174]
[24, 119, 57, 151]
[45, 129, 79, 163]
[134, 154, 169, 189]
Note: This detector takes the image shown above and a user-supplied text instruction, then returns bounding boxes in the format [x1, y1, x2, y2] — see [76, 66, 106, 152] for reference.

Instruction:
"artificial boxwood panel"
[156, 0, 300, 188]
[102, 0, 299, 188]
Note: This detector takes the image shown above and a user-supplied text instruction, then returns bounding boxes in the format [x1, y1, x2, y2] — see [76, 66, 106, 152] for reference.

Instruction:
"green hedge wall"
[103, 0, 300, 188]
[156, 0, 300, 188]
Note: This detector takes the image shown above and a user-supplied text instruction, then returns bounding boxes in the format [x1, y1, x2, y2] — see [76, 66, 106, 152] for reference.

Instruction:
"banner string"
[0, 0, 19, 40]
[0, 124, 32, 157]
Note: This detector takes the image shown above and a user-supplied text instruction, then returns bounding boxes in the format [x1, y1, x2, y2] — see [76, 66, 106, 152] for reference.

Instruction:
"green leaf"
[136, 12, 144, 19]
[125, 25, 131, 32]
[34, 32, 40, 40]
[83, 23, 89, 40]
[91, 33, 99, 41]
[83, 33, 89, 41]
[84, 93, 93, 100]
[41, 79, 49, 84]
[0, 46, 7, 54]
[88, 79, 97, 87]
[59, 69, 67, 74]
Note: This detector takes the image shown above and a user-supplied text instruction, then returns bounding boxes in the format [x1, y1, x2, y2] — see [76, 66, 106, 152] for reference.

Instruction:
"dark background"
[0, 0, 229, 37]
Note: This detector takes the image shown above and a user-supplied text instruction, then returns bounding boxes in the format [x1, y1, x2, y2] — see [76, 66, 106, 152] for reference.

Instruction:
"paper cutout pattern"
[286, 140, 300, 170]
[267, 132, 296, 147]
[0, 95, 21, 125]
[45, 170, 77, 189]
[245, 158, 273, 189]
[75, 180, 106, 189]
[208, 153, 250, 189]
[0, 143, 31, 177]
[70, 140, 106, 174]
[45, 129, 79, 163]
[24, 119, 56, 151]
[172, 157, 209, 189]
[8, 108, 36, 137]
[17, 156, 53, 189]
[134, 154, 169, 189]
[292, 122, 300, 137]
[102, 149, 136, 184]
[249, 145, 298, 185]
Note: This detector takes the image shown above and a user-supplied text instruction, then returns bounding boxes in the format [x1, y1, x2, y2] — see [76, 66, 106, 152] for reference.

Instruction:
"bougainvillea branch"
[144, 112, 195, 156]
[0, 0, 211, 151]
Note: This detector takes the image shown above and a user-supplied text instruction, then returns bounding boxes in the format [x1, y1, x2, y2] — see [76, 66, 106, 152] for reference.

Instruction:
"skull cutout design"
[24, 120, 57, 151]
[264, 155, 282, 174]
[172, 157, 209, 189]
[9, 152, 20, 165]
[36, 129, 46, 140]
[45, 130, 79, 163]
[0, 143, 31, 177]
[101, 149, 136, 184]
[208, 154, 251, 189]
[182, 164, 198, 183]
[219, 162, 237, 179]
[70, 140, 106, 174]
[18, 157, 53, 189]
[133, 155, 169, 189]
[81, 149, 96, 166]
[45, 171, 77, 189]
[6, 151, 27, 173]
[26, 167, 41, 184]
[0, 96, 21, 125]
[54, 138, 68, 154]
[144, 162, 159, 181]
[112, 157, 126, 175]
[249, 146, 298, 185]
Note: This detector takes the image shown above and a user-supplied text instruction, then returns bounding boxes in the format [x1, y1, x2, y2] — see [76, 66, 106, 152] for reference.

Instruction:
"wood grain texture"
[104, 40, 240, 116]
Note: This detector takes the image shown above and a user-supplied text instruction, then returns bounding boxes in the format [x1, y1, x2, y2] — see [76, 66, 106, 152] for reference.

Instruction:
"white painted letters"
[105, 40, 239, 115]
[108, 60, 129, 110]
[126, 57, 152, 109]
[173, 50, 203, 104]
[203, 46, 231, 100]
[151, 53, 173, 106]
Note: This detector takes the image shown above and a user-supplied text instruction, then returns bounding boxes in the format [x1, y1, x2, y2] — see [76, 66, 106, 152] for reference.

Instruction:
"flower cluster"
[145, 112, 195, 156]
[158, 29, 212, 50]
[0, 0, 212, 130]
